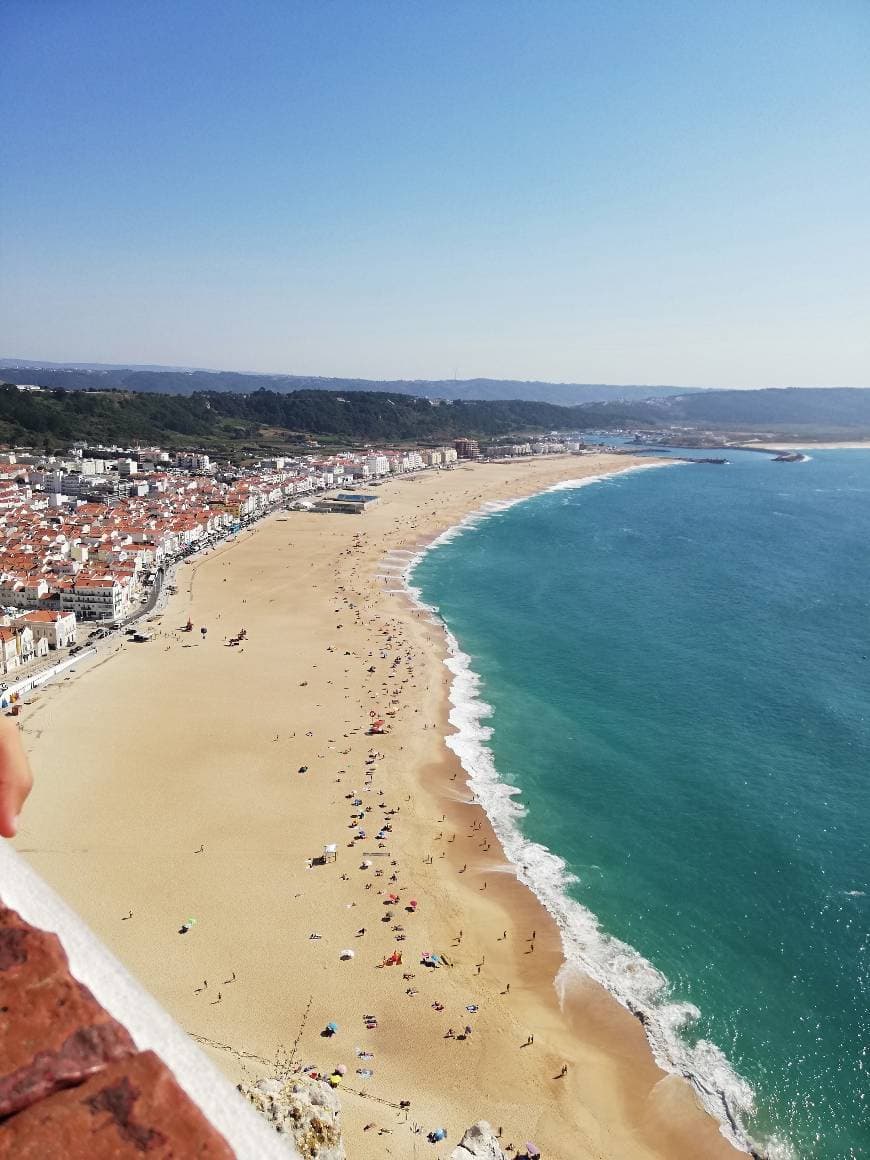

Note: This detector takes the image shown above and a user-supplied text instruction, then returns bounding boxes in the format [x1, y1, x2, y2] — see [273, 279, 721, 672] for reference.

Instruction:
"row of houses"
[0, 610, 78, 676]
[0, 442, 464, 631]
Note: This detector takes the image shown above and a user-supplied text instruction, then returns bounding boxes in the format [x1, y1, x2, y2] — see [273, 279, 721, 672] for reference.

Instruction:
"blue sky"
[2, 0, 868, 385]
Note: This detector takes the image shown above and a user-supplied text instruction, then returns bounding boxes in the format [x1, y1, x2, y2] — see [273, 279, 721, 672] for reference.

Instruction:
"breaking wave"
[400, 464, 791, 1160]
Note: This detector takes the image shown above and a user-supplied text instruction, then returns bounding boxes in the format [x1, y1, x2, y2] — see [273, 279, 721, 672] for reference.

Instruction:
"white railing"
[0, 843, 296, 1158]
[5, 648, 98, 700]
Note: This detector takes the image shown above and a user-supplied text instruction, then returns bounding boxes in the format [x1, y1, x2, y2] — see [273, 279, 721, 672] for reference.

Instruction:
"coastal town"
[0, 436, 588, 680]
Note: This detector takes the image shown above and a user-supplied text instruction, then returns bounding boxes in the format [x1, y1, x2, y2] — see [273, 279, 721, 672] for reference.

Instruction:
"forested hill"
[611, 387, 870, 428]
[1, 384, 869, 449]
[0, 385, 613, 447]
[0, 363, 693, 406]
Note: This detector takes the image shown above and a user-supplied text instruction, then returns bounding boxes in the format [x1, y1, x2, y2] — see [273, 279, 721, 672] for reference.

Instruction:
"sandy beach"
[13, 453, 740, 1160]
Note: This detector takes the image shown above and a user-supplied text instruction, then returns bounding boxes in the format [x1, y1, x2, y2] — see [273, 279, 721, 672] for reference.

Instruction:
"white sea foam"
[401, 462, 791, 1160]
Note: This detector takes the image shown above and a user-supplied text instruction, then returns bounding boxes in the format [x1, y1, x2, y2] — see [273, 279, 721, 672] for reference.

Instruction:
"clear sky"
[2, 0, 868, 386]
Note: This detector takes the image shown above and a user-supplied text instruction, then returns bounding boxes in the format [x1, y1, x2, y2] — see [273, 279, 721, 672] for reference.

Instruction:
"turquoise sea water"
[409, 451, 870, 1159]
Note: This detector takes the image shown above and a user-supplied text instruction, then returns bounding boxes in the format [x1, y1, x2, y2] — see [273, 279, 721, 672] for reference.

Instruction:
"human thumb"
[0, 717, 33, 838]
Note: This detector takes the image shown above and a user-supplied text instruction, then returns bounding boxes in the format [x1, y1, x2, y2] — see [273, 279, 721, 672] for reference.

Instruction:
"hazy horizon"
[2, 1, 869, 387]
[1, 354, 868, 393]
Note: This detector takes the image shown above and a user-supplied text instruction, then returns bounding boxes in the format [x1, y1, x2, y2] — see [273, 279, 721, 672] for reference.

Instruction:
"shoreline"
[401, 463, 762, 1159]
[14, 453, 742, 1159]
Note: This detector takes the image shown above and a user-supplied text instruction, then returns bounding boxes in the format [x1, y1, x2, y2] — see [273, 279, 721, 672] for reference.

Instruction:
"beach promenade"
[13, 454, 738, 1159]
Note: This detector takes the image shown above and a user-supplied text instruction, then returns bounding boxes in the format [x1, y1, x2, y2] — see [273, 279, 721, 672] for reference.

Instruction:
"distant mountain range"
[0, 361, 699, 405]
[587, 387, 870, 430]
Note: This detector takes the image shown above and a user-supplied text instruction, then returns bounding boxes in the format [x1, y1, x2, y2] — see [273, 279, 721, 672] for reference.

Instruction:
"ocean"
[407, 450, 870, 1160]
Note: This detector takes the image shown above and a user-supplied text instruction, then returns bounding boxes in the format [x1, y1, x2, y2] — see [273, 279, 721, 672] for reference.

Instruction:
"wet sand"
[14, 454, 739, 1159]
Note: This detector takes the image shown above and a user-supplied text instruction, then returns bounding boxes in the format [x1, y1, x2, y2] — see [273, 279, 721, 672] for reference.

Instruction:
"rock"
[450, 1120, 508, 1160]
[0, 904, 136, 1118]
[0, 1050, 235, 1158]
[238, 1072, 345, 1159]
[257, 1078, 285, 1097]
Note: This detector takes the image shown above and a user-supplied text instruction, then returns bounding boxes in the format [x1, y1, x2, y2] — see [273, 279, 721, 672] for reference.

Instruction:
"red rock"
[0, 904, 135, 1117]
[0, 1051, 236, 1158]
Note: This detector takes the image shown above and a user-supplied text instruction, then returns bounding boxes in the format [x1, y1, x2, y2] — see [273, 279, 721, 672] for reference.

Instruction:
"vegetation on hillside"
[0, 363, 691, 405]
[2, 382, 868, 452]
[0, 385, 618, 449]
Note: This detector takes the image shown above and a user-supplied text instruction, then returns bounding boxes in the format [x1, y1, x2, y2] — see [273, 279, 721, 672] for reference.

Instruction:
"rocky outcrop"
[0, 904, 136, 1118]
[237, 1075, 344, 1159]
[450, 1120, 508, 1160]
[0, 1051, 235, 1159]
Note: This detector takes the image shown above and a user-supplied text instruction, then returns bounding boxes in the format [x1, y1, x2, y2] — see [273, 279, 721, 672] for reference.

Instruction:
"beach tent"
[524, 1144, 541, 1159]
[325, 1022, 339, 1035]
[323, 844, 337, 863]
[339, 948, 355, 960]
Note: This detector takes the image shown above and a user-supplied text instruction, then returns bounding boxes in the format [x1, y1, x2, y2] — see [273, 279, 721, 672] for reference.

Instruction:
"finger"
[0, 717, 33, 838]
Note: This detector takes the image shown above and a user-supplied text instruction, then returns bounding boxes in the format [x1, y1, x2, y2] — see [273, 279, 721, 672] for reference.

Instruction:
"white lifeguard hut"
[323, 843, 338, 864]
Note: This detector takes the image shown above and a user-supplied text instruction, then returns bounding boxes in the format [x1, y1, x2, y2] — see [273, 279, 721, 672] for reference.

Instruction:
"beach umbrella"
[326, 1022, 339, 1034]
[339, 948, 355, 960]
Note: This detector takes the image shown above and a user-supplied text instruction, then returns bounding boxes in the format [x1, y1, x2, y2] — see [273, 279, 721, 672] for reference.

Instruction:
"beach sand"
[14, 453, 740, 1159]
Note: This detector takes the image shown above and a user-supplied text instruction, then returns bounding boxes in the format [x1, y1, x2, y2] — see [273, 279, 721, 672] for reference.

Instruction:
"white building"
[365, 454, 390, 478]
[21, 610, 78, 650]
[175, 453, 212, 473]
[0, 624, 43, 673]
[58, 578, 130, 621]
